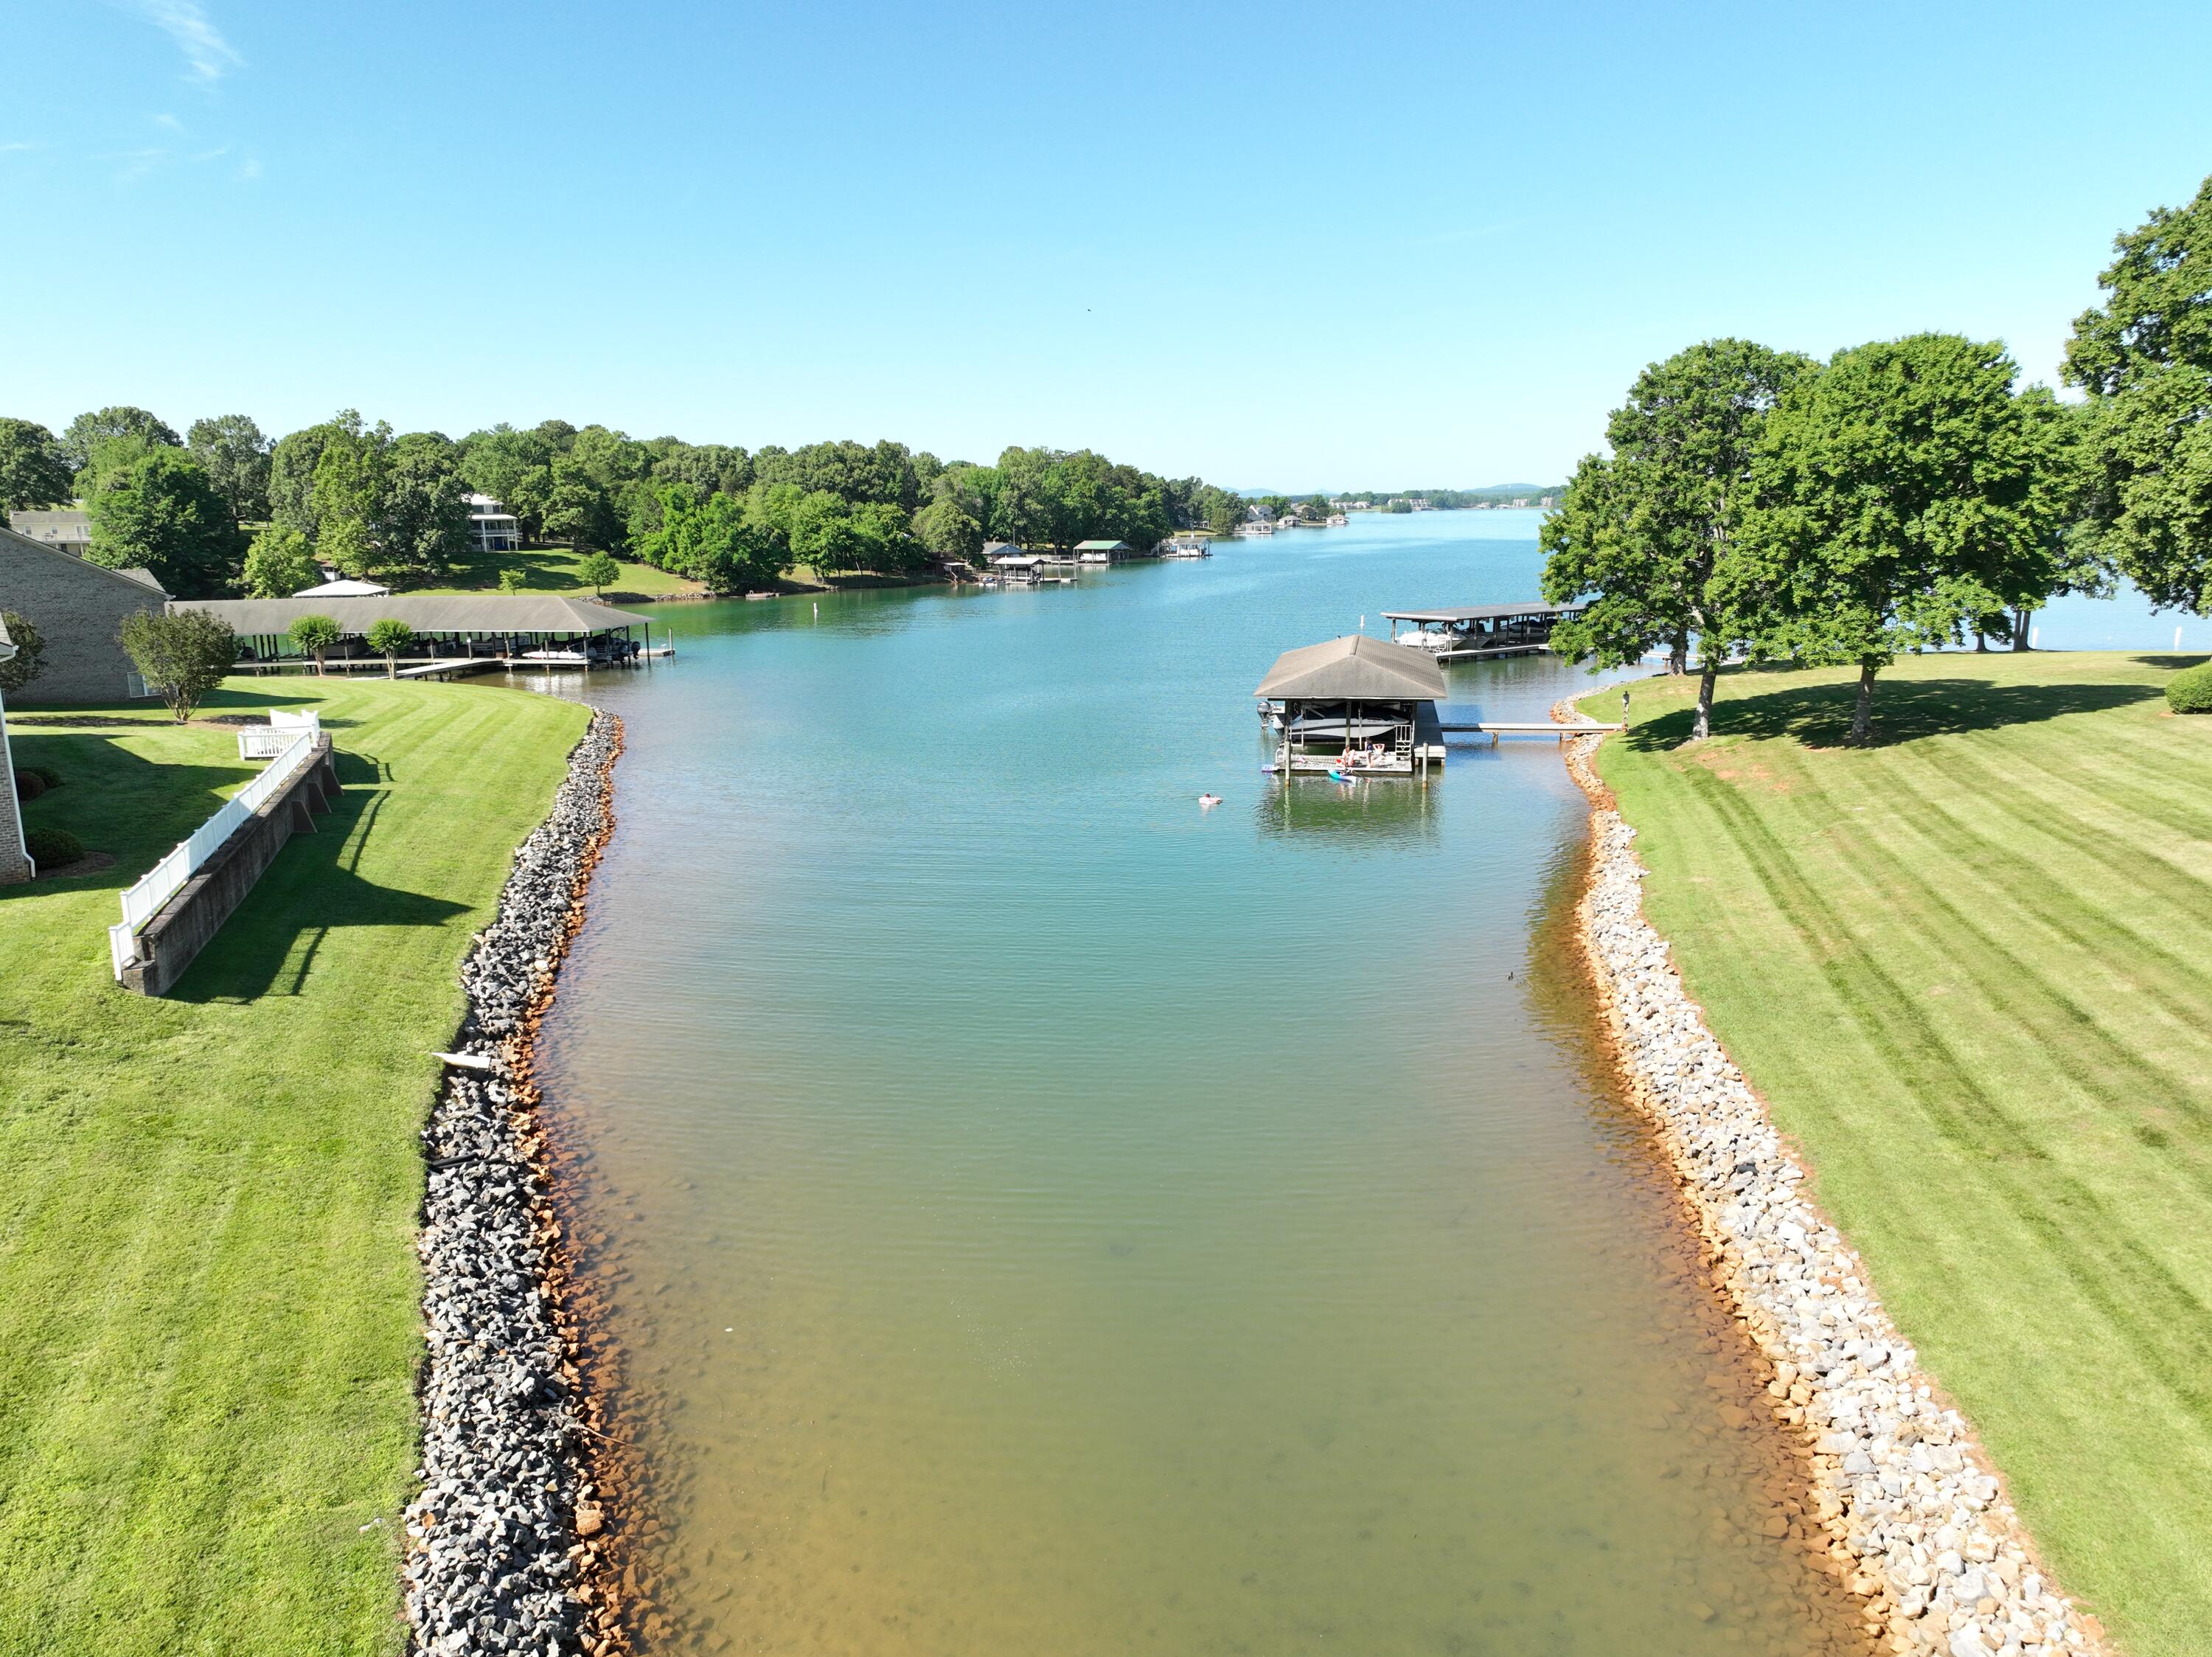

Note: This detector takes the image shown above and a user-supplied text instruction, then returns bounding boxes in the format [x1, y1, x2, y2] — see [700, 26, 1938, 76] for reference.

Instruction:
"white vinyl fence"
[236, 707, 321, 759]
[108, 726, 323, 979]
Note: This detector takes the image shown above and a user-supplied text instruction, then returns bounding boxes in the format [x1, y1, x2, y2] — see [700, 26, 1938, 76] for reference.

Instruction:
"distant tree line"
[0, 413, 1248, 598]
[1540, 170, 2212, 746]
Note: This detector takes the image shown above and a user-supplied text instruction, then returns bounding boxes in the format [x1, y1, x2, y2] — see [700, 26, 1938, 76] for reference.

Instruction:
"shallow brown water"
[534, 517, 1874, 1655]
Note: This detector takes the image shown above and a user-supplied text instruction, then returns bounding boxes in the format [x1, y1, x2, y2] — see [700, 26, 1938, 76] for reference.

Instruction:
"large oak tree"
[1540, 338, 1813, 741]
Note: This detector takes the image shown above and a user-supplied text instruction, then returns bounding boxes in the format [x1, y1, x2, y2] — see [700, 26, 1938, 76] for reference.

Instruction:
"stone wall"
[0, 527, 167, 706]
[116, 738, 341, 996]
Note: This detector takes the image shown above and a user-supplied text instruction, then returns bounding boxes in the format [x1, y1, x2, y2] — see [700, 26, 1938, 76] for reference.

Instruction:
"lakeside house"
[1256, 633, 1448, 776]
[0, 526, 170, 704]
[174, 594, 645, 670]
[0, 614, 31, 883]
[465, 494, 522, 554]
[7, 508, 93, 559]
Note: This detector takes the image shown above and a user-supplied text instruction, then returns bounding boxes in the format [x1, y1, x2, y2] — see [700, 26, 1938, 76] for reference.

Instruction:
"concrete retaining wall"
[118, 737, 341, 996]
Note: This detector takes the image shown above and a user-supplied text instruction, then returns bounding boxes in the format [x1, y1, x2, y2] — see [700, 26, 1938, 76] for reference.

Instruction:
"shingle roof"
[0, 526, 173, 598]
[171, 594, 637, 635]
[1254, 634, 1449, 701]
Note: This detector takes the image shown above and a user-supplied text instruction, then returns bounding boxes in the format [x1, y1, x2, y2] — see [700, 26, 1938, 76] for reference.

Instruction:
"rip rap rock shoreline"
[1562, 721, 2109, 1657]
[406, 709, 630, 1657]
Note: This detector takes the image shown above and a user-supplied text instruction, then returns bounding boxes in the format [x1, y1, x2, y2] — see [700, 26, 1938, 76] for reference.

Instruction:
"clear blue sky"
[7, 0, 2211, 488]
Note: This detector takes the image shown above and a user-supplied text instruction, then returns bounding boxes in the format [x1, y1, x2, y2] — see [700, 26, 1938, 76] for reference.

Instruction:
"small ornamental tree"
[0, 610, 47, 695]
[365, 617, 413, 678]
[288, 613, 343, 675]
[119, 610, 237, 723]
[498, 567, 525, 594]
[577, 550, 619, 595]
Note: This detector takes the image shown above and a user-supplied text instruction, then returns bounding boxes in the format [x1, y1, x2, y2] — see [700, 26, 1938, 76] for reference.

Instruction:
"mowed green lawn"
[1579, 651, 2212, 1657]
[0, 678, 588, 1655]
[410, 540, 704, 600]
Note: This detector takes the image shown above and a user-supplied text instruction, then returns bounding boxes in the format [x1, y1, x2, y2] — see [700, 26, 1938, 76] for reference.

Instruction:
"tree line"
[0, 412, 1250, 599]
[1540, 171, 2212, 745]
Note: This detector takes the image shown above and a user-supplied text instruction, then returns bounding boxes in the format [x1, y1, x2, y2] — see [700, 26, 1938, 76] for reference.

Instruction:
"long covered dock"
[173, 594, 653, 673]
[1382, 602, 1587, 659]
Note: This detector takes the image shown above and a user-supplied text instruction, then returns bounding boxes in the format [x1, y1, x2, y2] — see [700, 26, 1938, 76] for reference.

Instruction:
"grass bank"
[1578, 651, 2212, 1657]
[0, 678, 589, 1655]
[411, 541, 705, 601]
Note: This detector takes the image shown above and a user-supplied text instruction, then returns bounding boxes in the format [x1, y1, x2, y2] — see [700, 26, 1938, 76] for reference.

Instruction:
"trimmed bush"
[26, 827, 84, 867]
[14, 770, 44, 802]
[2168, 662, 2212, 714]
[27, 765, 62, 788]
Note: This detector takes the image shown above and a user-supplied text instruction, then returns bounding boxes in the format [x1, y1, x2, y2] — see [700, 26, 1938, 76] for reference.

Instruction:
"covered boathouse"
[173, 594, 647, 673]
[1382, 602, 1587, 659]
[1256, 633, 1448, 777]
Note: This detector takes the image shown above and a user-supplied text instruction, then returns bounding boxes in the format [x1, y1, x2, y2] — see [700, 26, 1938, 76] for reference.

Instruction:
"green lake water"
[532, 513, 1870, 1656]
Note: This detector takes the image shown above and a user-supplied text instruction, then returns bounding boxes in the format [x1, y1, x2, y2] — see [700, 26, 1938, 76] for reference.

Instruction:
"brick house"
[0, 526, 169, 705]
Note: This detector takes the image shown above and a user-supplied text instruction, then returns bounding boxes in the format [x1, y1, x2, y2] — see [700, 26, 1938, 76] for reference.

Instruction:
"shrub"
[2167, 662, 2212, 714]
[288, 613, 343, 675]
[15, 770, 45, 802]
[27, 826, 84, 867]
[27, 765, 62, 788]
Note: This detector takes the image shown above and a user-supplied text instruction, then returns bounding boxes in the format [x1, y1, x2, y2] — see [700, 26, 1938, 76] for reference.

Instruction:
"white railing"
[237, 708, 321, 760]
[108, 729, 322, 979]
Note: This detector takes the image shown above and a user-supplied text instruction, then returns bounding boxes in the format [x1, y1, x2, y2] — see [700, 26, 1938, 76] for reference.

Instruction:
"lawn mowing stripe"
[1672, 763, 2212, 1425]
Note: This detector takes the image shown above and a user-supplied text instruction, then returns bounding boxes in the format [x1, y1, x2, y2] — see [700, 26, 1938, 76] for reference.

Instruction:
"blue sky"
[6, 0, 2211, 488]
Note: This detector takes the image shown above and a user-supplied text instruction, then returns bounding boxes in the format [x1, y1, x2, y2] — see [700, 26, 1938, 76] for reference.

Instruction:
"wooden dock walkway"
[1433, 704, 1621, 742]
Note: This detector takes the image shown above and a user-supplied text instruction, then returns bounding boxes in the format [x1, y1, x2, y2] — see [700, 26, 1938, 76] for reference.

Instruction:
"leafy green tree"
[1541, 338, 1814, 740]
[288, 613, 343, 675]
[639, 484, 779, 590]
[1728, 334, 2076, 745]
[459, 425, 555, 540]
[242, 524, 317, 597]
[649, 440, 753, 497]
[543, 454, 624, 553]
[914, 492, 984, 563]
[187, 414, 273, 527]
[0, 610, 46, 695]
[850, 500, 924, 571]
[365, 618, 414, 678]
[60, 406, 180, 473]
[577, 551, 620, 594]
[0, 419, 73, 510]
[268, 415, 349, 541]
[309, 420, 389, 578]
[2063, 172, 2212, 614]
[119, 610, 237, 723]
[379, 432, 469, 584]
[83, 447, 241, 597]
[498, 568, 525, 594]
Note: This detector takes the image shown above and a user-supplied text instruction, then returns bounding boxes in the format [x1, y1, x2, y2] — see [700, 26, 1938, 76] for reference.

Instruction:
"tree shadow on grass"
[0, 732, 248, 899]
[1620, 672, 2165, 754]
[169, 761, 471, 1002]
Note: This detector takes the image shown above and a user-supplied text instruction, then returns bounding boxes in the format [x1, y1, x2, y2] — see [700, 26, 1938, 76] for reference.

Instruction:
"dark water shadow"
[1253, 775, 1442, 844]
[167, 764, 470, 1002]
[1624, 671, 2162, 752]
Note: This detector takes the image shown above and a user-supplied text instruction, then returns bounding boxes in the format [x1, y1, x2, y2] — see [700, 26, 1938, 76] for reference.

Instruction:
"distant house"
[465, 494, 522, 553]
[7, 509, 92, 560]
[981, 541, 1023, 560]
[0, 527, 169, 705]
[0, 613, 31, 884]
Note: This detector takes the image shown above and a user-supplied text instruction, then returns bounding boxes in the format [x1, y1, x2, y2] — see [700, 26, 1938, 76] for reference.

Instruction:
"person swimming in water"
[1199, 793, 1222, 807]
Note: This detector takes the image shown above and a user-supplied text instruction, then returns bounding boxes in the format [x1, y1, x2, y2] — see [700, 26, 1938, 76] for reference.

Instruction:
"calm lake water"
[532, 512, 1875, 1656]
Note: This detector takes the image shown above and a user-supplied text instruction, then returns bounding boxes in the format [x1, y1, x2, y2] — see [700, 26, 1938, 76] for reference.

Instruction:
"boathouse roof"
[1380, 602, 1584, 623]
[172, 594, 639, 636]
[1074, 539, 1131, 552]
[1254, 634, 1448, 701]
